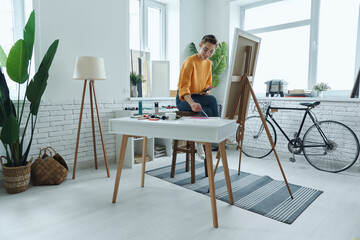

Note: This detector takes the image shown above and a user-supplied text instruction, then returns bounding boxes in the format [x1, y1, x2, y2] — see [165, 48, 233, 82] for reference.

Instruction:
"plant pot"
[131, 85, 138, 97]
[317, 91, 324, 98]
[1, 158, 32, 194]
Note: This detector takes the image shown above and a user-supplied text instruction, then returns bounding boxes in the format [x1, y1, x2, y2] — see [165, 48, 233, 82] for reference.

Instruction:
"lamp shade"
[73, 56, 106, 80]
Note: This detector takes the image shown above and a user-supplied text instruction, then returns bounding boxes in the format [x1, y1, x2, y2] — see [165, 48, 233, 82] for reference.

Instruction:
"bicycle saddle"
[299, 101, 320, 108]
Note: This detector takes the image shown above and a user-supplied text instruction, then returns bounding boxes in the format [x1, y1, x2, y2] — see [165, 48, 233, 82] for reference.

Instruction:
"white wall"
[33, 0, 129, 101]
[166, 0, 180, 90]
[179, 0, 205, 64]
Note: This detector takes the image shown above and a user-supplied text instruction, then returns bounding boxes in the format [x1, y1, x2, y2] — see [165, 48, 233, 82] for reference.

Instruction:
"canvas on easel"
[350, 68, 360, 98]
[221, 28, 293, 198]
[222, 28, 261, 120]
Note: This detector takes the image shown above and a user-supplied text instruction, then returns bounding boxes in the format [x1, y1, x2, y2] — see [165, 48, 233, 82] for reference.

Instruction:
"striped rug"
[146, 161, 323, 224]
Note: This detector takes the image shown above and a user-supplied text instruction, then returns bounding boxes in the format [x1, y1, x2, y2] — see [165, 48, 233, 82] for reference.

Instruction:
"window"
[0, 0, 33, 99]
[317, 0, 360, 91]
[129, 0, 166, 97]
[130, 0, 166, 60]
[242, 0, 360, 95]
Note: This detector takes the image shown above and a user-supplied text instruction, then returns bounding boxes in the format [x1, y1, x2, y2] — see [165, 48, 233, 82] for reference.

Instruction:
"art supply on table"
[190, 117, 208, 119]
[201, 109, 209, 117]
[154, 102, 159, 115]
[138, 100, 142, 115]
[165, 112, 176, 120]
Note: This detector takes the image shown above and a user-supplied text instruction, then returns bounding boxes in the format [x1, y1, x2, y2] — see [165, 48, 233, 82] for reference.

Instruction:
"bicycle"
[237, 101, 360, 173]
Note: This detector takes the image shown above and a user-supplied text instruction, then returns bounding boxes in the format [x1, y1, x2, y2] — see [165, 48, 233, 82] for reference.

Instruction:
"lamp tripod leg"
[73, 80, 87, 179]
[89, 80, 98, 169]
[91, 81, 110, 177]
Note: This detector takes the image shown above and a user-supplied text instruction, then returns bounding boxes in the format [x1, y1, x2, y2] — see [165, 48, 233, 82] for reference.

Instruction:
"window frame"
[240, 0, 360, 95]
[1, 0, 28, 99]
[139, 0, 166, 60]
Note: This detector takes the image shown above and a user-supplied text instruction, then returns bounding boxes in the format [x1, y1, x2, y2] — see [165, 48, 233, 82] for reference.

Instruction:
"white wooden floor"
[1, 148, 360, 240]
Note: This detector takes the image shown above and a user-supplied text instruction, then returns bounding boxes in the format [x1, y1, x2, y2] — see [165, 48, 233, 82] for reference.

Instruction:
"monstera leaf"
[26, 39, 59, 115]
[23, 11, 35, 61]
[0, 114, 19, 145]
[0, 45, 7, 67]
[210, 41, 228, 88]
[6, 40, 29, 84]
[0, 68, 15, 127]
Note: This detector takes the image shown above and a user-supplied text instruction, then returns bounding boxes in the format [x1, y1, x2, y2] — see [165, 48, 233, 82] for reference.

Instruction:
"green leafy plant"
[0, 10, 59, 167]
[130, 71, 142, 86]
[188, 41, 228, 88]
[313, 82, 331, 92]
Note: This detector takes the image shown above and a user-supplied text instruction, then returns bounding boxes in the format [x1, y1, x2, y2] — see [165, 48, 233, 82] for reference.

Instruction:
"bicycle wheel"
[303, 120, 360, 173]
[238, 116, 277, 158]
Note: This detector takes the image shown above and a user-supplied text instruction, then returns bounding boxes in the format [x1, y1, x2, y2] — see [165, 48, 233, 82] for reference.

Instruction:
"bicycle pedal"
[289, 157, 296, 162]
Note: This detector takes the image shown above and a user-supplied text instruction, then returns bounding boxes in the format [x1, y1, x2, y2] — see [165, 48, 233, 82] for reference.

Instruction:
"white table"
[109, 117, 237, 228]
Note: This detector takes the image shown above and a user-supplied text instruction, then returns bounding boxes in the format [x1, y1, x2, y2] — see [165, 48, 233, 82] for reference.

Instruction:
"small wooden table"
[109, 117, 237, 228]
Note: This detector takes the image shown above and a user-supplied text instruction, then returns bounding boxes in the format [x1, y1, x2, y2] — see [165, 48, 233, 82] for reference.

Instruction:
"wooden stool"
[171, 140, 207, 184]
[171, 111, 207, 183]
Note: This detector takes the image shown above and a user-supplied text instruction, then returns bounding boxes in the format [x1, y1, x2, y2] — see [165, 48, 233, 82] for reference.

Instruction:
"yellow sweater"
[177, 54, 212, 101]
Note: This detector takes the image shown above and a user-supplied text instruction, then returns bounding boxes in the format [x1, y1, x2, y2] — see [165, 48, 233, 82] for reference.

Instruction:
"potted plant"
[130, 71, 142, 97]
[313, 82, 331, 98]
[188, 41, 228, 88]
[0, 10, 59, 194]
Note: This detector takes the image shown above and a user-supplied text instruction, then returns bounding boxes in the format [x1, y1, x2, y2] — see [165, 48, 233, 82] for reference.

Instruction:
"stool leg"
[171, 140, 178, 178]
[185, 141, 190, 172]
[190, 141, 195, 183]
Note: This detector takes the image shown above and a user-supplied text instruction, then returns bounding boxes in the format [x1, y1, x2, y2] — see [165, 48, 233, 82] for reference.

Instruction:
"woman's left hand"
[201, 91, 210, 95]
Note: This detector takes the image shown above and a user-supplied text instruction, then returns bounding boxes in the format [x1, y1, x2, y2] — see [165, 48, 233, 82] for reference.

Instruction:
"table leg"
[219, 141, 234, 205]
[141, 137, 148, 187]
[112, 135, 129, 203]
[204, 142, 218, 228]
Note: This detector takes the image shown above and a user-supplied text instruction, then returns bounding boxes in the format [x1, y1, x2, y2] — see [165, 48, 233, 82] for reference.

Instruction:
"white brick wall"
[21, 99, 176, 167]
[246, 98, 360, 158]
[2, 97, 359, 170]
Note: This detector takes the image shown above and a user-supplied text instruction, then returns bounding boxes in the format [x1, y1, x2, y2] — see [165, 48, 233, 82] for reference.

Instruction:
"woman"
[176, 35, 219, 117]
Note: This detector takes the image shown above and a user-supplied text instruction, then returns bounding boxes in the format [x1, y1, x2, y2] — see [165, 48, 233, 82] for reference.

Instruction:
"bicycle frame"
[263, 105, 330, 149]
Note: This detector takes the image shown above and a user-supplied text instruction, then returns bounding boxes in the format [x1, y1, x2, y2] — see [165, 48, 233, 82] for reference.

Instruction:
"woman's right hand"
[191, 102, 202, 112]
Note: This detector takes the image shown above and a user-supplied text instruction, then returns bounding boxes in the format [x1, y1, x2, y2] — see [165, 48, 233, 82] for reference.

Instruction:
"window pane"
[147, 6, 161, 60]
[130, 0, 140, 51]
[254, 26, 310, 93]
[0, 0, 14, 50]
[317, 0, 360, 90]
[245, 0, 311, 30]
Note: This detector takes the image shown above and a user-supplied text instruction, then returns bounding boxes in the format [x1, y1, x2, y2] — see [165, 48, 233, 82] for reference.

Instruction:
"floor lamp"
[72, 56, 110, 179]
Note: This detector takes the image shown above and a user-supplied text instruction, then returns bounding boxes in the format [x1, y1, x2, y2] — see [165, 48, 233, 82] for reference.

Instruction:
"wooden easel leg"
[219, 141, 234, 205]
[89, 81, 98, 170]
[73, 80, 87, 179]
[247, 79, 293, 199]
[238, 126, 245, 175]
[112, 135, 129, 203]
[141, 137, 148, 187]
[204, 142, 218, 228]
[91, 81, 110, 178]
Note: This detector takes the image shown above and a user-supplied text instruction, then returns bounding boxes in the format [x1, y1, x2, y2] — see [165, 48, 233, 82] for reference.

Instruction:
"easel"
[215, 45, 293, 199]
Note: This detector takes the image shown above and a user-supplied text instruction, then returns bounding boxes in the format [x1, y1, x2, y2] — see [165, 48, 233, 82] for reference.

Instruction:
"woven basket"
[31, 148, 68, 186]
[1, 157, 33, 194]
